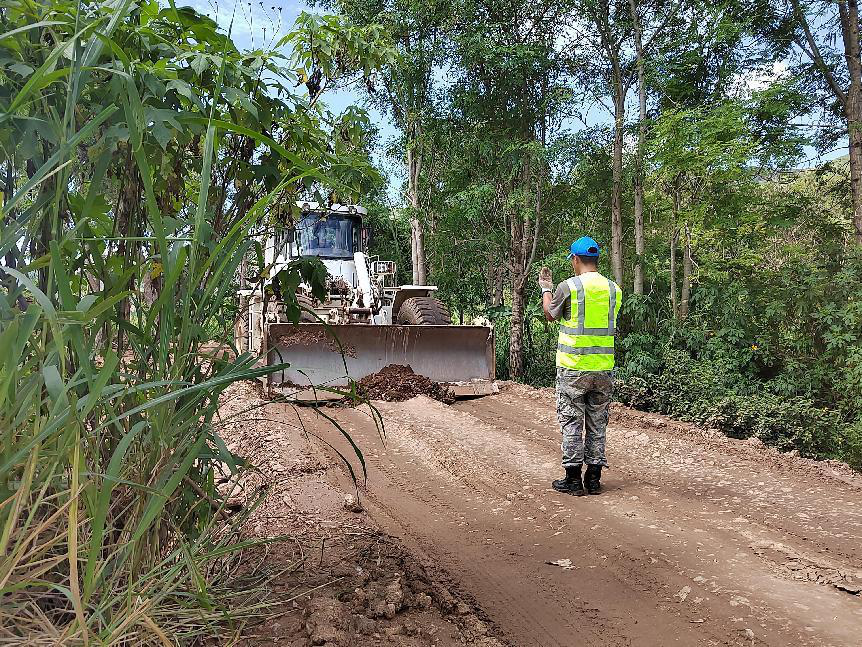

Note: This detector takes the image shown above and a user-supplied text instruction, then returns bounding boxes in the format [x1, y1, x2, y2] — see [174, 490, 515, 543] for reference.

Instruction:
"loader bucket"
[264, 323, 495, 388]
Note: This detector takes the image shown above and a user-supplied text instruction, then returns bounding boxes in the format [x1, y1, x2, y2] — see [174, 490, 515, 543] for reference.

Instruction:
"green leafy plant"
[0, 1, 388, 642]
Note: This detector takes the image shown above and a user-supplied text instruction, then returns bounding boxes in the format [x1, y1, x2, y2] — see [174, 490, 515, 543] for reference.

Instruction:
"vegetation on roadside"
[338, 0, 862, 468]
[0, 1, 387, 642]
[2, 0, 860, 640]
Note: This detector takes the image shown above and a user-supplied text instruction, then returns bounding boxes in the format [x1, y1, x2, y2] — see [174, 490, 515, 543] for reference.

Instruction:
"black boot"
[552, 465, 585, 496]
[585, 464, 602, 495]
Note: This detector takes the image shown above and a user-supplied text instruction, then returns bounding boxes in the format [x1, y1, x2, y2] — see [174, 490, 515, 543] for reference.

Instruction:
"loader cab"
[295, 211, 362, 259]
[267, 203, 372, 319]
[278, 203, 369, 262]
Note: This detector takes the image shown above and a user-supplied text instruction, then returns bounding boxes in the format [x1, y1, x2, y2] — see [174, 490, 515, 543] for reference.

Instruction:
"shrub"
[708, 394, 843, 455]
[615, 336, 857, 466]
[0, 2, 382, 641]
[839, 418, 862, 471]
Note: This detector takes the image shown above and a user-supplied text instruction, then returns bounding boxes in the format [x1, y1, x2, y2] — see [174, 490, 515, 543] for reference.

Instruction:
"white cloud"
[733, 60, 789, 96]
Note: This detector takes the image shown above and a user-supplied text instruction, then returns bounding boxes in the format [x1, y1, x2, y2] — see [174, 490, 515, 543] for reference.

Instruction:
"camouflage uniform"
[547, 277, 616, 468]
[555, 367, 612, 467]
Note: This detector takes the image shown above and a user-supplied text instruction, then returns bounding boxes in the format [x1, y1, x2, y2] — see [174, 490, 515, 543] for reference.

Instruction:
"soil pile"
[358, 364, 455, 404]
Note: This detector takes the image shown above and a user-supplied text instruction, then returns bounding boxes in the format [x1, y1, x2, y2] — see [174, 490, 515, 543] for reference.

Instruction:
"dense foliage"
[0, 0, 385, 642]
[349, 0, 862, 467]
[2, 0, 861, 640]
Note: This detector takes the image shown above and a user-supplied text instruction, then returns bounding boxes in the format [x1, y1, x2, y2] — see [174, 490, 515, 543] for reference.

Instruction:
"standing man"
[538, 236, 622, 496]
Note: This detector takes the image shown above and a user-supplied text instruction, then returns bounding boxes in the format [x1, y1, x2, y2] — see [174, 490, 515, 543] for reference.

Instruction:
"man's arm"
[542, 290, 555, 321]
[544, 280, 571, 322]
[539, 267, 572, 322]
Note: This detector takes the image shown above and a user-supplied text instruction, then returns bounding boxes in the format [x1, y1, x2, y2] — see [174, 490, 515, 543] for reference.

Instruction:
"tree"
[573, 0, 682, 289]
[648, 85, 805, 317]
[628, 0, 683, 294]
[319, 0, 455, 283]
[444, 0, 577, 379]
[762, 0, 862, 244]
[577, 0, 633, 287]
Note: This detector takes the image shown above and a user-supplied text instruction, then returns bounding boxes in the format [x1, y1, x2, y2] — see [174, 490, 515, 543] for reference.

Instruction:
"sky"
[187, 0, 848, 198]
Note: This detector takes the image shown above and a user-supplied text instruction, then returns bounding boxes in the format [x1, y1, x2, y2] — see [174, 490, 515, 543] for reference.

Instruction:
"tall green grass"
[0, 1, 373, 642]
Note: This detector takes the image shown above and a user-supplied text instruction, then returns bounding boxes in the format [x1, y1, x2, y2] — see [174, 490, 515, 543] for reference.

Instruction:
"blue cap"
[567, 236, 600, 259]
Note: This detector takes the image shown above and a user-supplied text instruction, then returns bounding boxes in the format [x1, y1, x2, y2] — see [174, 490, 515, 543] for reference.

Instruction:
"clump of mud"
[358, 364, 455, 404]
[299, 537, 505, 647]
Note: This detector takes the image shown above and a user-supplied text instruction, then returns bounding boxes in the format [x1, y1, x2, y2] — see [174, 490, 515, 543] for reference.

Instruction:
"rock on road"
[299, 382, 862, 647]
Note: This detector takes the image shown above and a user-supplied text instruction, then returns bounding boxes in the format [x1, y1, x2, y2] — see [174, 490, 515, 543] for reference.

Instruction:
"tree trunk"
[509, 285, 525, 380]
[487, 261, 505, 308]
[840, 0, 862, 243]
[670, 227, 679, 318]
[680, 223, 692, 319]
[493, 267, 504, 307]
[485, 262, 494, 308]
[508, 177, 527, 380]
[848, 112, 862, 244]
[630, 0, 647, 294]
[507, 156, 542, 381]
[610, 75, 625, 286]
[406, 126, 427, 284]
[409, 215, 426, 284]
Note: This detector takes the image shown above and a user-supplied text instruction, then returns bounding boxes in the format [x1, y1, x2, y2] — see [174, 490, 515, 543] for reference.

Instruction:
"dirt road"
[299, 382, 862, 647]
[219, 382, 507, 647]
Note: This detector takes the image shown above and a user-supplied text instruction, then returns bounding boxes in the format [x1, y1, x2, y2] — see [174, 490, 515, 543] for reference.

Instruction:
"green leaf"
[8, 62, 34, 77]
[151, 120, 172, 150]
[191, 54, 208, 76]
[42, 365, 66, 406]
[0, 21, 69, 42]
[166, 78, 199, 106]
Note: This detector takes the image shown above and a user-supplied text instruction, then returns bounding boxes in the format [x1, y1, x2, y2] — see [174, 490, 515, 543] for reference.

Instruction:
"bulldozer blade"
[264, 323, 494, 387]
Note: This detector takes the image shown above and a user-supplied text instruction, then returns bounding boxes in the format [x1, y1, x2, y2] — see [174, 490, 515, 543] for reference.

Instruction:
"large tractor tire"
[396, 297, 452, 325]
[296, 294, 318, 322]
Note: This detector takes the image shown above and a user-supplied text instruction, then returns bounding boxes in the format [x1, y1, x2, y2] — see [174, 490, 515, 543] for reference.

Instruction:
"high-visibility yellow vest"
[556, 272, 622, 371]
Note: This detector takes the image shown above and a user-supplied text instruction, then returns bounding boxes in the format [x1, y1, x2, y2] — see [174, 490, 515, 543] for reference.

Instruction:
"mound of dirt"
[358, 364, 455, 404]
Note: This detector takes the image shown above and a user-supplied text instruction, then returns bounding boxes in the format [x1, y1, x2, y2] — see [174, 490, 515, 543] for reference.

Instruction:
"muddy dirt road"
[299, 382, 862, 647]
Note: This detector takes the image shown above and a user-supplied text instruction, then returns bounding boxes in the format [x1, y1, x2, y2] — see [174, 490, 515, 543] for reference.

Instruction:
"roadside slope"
[303, 382, 862, 647]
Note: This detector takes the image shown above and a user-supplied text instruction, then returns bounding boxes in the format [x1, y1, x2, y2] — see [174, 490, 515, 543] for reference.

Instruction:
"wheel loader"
[236, 202, 495, 396]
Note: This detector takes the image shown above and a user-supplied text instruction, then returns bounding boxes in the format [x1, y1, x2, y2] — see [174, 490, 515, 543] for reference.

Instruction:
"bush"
[839, 418, 862, 471]
[615, 334, 858, 466]
[708, 394, 843, 456]
[0, 2, 380, 641]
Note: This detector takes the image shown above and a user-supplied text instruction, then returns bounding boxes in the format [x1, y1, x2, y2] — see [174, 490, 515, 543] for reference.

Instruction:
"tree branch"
[791, 0, 847, 107]
[641, 0, 683, 52]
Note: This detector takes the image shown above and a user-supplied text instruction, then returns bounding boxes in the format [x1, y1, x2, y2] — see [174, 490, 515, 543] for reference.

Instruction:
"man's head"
[567, 236, 600, 274]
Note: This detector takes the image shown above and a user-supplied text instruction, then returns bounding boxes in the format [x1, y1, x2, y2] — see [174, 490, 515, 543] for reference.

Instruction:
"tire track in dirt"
[460, 387, 862, 566]
[302, 387, 862, 647]
[455, 388, 862, 637]
[320, 406, 643, 646]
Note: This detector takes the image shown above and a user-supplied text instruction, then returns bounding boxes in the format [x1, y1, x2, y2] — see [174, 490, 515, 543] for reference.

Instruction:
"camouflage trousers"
[555, 367, 613, 468]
